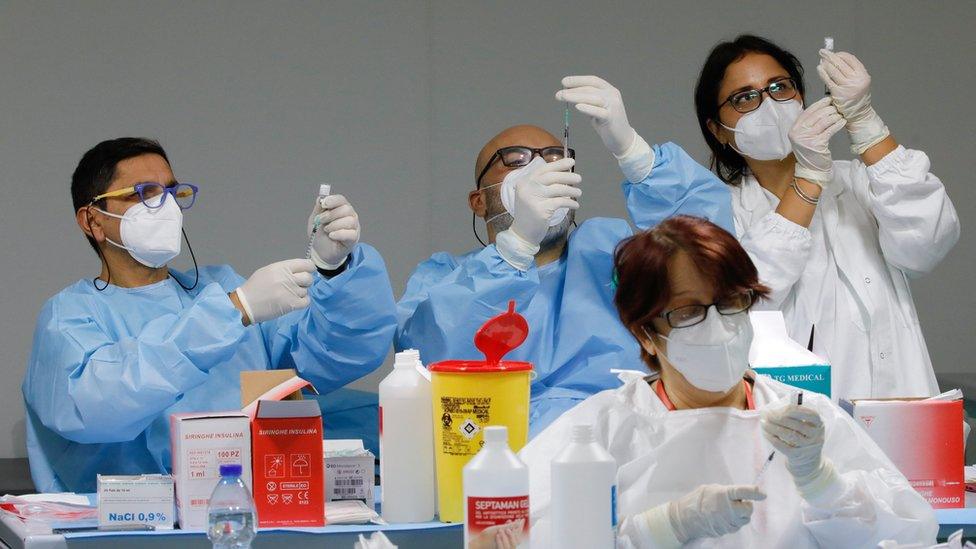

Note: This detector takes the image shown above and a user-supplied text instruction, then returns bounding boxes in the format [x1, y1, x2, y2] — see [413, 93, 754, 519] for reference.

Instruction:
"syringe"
[563, 105, 570, 159]
[305, 184, 332, 259]
[823, 37, 834, 96]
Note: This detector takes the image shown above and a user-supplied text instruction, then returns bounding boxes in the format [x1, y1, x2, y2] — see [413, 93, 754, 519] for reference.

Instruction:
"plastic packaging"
[0, 494, 97, 534]
[355, 531, 398, 549]
[326, 499, 384, 525]
[550, 424, 617, 548]
[207, 464, 256, 549]
[379, 349, 436, 523]
[462, 426, 530, 548]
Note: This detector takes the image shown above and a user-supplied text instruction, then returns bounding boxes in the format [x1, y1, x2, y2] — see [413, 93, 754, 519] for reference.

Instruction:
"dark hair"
[613, 215, 770, 371]
[71, 137, 170, 253]
[694, 34, 805, 184]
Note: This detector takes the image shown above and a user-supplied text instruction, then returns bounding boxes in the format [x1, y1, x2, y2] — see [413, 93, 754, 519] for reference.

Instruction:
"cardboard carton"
[250, 399, 326, 527]
[842, 395, 964, 508]
[749, 311, 831, 397]
[323, 439, 375, 509]
[170, 412, 252, 530]
[97, 474, 174, 529]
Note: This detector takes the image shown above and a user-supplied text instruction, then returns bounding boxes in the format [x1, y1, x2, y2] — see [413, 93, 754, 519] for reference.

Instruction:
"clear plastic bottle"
[207, 464, 256, 549]
[463, 426, 530, 549]
[379, 349, 436, 523]
[551, 424, 617, 548]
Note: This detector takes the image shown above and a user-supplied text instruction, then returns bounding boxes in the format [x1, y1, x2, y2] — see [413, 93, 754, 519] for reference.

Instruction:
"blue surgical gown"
[23, 244, 397, 493]
[397, 143, 733, 436]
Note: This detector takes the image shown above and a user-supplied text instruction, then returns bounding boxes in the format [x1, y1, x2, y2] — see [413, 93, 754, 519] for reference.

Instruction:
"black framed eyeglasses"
[657, 290, 757, 329]
[476, 146, 576, 188]
[719, 78, 798, 114]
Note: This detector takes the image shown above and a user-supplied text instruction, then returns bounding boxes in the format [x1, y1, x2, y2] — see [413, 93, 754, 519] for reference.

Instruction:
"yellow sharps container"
[429, 300, 532, 523]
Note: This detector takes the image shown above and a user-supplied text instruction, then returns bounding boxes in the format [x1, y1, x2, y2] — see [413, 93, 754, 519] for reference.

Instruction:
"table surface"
[0, 489, 461, 549]
[2, 498, 974, 548]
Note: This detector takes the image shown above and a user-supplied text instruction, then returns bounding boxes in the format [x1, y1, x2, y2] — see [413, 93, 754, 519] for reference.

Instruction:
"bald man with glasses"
[397, 109, 734, 436]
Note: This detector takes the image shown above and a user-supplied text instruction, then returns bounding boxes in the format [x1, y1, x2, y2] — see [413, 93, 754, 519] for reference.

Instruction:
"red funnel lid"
[475, 300, 528, 365]
[429, 300, 532, 373]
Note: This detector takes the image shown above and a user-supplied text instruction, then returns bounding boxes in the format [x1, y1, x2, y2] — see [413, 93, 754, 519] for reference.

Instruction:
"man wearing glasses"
[397, 97, 734, 435]
[23, 137, 397, 492]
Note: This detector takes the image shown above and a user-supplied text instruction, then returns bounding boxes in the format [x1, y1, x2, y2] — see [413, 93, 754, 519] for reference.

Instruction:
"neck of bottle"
[571, 424, 595, 444]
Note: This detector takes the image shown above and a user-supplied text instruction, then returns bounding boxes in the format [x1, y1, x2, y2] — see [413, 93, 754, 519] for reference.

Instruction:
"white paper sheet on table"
[10, 493, 91, 506]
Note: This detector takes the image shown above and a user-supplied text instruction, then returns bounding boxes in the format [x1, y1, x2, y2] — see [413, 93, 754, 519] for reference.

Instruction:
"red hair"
[613, 215, 770, 371]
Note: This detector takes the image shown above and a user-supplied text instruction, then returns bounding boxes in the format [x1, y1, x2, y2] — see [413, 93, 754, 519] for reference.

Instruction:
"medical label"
[466, 495, 529, 547]
[439, 396, 491, 456]
[97, 474, 174, 529]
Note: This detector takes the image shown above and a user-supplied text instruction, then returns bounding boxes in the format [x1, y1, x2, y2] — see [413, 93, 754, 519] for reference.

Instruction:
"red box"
[845, 397, 964, 508]
[250, 400, 325, 527]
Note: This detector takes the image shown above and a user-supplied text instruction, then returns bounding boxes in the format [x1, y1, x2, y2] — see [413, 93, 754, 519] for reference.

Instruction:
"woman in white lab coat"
[520, 216, 937, 548]
[693, 35, 959, 399]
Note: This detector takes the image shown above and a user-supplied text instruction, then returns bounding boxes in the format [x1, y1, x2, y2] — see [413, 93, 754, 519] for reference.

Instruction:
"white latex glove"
[556, 75, 637, 158]
[234, 259, 315, 324]
[762, 404, 826, 484]
[508, 157, 581, 246]
[668, 484, 766, 543]
[817, 50, 889, 154]
[788, 97, 847, 187]
[307, 194, 360, 270]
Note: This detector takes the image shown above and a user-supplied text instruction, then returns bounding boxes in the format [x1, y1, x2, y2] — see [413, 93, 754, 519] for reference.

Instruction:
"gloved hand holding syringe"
[306, 184, 362, 271]
[754, 391, 804, 484]
[305, 184, 332, 259]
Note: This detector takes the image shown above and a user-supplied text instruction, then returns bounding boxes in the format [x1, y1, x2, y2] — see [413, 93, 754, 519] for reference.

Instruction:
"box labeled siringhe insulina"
[170, 411, 252, 530]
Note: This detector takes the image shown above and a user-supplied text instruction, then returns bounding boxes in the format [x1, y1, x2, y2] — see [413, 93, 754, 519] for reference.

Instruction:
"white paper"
[924, 389, 963, 402]
[748, 311, 828, 367]
[13, 493, 91, 506]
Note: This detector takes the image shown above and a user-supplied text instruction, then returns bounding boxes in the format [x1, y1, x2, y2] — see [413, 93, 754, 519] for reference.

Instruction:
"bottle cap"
[393, 350, 416, 369]
[319, 184, 332, 197]
[483, 426, 508, 444]
[219, 464, 243, 477]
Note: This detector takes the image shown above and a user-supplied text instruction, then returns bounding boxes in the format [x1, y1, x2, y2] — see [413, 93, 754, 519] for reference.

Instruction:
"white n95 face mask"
[95, 198, 184, 268]
[652, 309, 754, 393]
[722, 99, 802, 161]
[487, 156, 569, 227]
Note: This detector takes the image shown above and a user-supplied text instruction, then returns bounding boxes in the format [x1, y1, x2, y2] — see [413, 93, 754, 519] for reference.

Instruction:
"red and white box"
[250, 399, 325, 527]
[843, 395, 964, 508]
[170, 411, 252, 529]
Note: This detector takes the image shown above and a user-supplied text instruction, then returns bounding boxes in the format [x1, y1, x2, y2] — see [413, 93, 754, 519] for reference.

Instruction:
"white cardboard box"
[170, 411, 252, 530]
[97, 474, 175, 529]
[324, 439, 375, 509]
[749, 311, 831, 397]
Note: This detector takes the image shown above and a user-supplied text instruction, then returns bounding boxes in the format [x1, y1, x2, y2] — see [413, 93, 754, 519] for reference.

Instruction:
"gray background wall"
[1, 1, 972, 460]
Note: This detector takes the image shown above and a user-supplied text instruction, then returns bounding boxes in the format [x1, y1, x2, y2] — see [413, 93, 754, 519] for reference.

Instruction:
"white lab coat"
[520, 372, 938, 548]
[733, 146, 959, 400]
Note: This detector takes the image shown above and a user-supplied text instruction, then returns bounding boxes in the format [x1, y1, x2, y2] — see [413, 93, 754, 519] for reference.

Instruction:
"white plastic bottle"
[379, 349, 435, 523]
[463, 426, 530, 549]
[207, 464, 256, 549]
[551, 424, 617, 548]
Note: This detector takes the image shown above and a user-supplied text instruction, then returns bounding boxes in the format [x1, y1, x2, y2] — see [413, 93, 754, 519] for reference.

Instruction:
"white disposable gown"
[520, 372, 938, 548]
[732, 147, 959, 400]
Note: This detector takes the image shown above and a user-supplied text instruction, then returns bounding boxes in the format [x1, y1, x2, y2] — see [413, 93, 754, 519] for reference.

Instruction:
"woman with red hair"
[519, 216, 936, 548]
